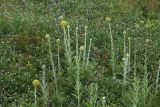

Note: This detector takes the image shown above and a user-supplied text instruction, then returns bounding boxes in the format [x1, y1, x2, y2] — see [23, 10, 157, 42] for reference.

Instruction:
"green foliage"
[0, 0, 160, 107]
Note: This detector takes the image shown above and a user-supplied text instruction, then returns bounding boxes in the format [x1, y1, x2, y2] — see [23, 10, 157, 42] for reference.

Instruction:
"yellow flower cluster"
[60, 20, 68, 28]
[32, 79, 40, 87]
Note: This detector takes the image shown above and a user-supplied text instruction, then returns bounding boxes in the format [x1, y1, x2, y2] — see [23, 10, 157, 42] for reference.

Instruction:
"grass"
[0, 0, 160, 107]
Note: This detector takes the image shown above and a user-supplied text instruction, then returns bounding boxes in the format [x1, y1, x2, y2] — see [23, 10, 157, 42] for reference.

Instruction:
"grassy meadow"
[0, 0, 160, 107]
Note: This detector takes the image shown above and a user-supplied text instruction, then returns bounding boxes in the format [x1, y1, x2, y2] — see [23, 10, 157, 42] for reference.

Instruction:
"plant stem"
[57, 41, 61, 71]
[47, 38, 59, 101]
[128, 37, 131, 73]
[76, 27, 79, 61]
[83, 25, 87, 65]
[123, 32, 126, 57]
[67, 25, 71, 64]
[35, 87, 37, 107]
[108, 23, 115, 74]
[86, 38, 92, 67]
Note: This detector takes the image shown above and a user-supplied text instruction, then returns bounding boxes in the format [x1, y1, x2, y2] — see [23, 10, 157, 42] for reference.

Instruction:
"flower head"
[139, 20, 144, 24]
[123, 30, 126, 35]
[79, 46, 85, 51]
[60, 20, 68, 28]
[106, 17, 111, 22]
[128, 37, 131, 40]
[45, 34, 50, 39]
[56, 39, 60, 44]
[32, 79, 40, 87]
[146, 39, 150, 43]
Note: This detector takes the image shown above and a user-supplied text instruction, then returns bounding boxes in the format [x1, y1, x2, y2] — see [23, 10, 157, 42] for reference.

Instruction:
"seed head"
[45, 34, 50, 39]
[56, 39, 60, 44]
[42, 65, 46, 69]
[79, 46, 85, 51]
[128, 37, 131, 40]
[60, 20, 68, 28]
[106, 17, 111, 22]
[146, 39, 149, 43]
[139, 20, 144, 24]
[32, 79, 40, 87]
[123, 30, 126, 35]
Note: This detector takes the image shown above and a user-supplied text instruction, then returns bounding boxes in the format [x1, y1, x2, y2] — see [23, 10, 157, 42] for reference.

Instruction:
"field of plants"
[0, 0, 160, 107]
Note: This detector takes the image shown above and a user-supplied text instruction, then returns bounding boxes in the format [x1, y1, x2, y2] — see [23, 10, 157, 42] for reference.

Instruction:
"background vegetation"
[0, 0, 160, 107]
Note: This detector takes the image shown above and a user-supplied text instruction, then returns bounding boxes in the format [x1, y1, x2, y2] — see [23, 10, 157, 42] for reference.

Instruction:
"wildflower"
[128, 37, 131, 40]
[123, 30, 126, 35]
[146, 39, 150, 43]
[79, 46, 85, 51]
[67, 25, 70, 29]
[42, 65, 46, 69]
[56, 39, 60, 44]
[32, 79, 40, 87]
[106, 17, 111, 22]
[102, 96, 106, 106]
[60, 20, 68, 28]
[139, 20, 144, 24]
[45, 34, 50, 39]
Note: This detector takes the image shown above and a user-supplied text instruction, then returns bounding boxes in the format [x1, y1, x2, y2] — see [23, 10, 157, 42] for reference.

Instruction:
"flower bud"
[106, 17, 111, 22]
[45, 34, 50, 39]
[56, 39, 60, 44]
[79, 46, 85, 51]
